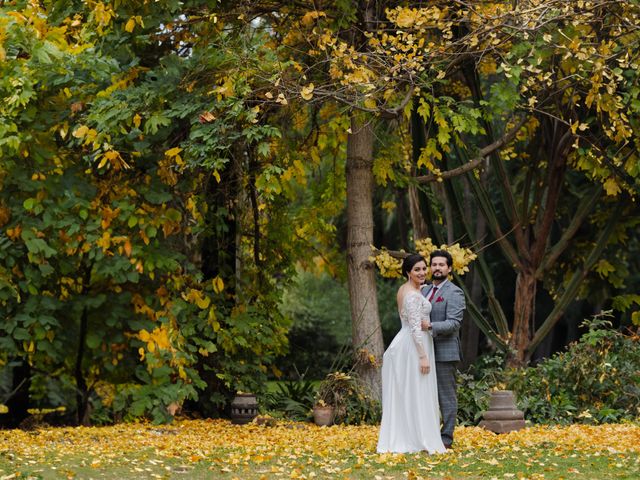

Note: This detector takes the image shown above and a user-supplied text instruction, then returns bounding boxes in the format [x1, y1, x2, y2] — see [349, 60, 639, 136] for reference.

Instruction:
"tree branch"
[414, 115, 528, 184]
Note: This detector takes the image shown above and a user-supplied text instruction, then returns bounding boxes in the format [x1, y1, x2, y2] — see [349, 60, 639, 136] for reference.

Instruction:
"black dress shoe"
[444, 443, 452, 450]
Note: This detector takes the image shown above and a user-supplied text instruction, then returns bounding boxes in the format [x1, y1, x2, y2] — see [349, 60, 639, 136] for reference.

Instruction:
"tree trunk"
[395, 188, 409, 250]
[409, 99, 430, 240]
[0, 359, 31, 428]
[75, 306, 90, 425]
[460, 264, 481, 370]
[346, 114, 383, 399]
[408, 185, 429, 240]
[508, 269, 537, 367]
[201, 154, 239, 282]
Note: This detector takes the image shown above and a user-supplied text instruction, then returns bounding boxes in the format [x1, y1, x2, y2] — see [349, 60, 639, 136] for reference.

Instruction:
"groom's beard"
[431, 271, 447, 281]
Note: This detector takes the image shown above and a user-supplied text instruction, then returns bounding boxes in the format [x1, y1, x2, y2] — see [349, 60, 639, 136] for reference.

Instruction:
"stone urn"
[479, 390, 526, 433]
[230, 393, 258, 424]
[312, 404, 335, 426]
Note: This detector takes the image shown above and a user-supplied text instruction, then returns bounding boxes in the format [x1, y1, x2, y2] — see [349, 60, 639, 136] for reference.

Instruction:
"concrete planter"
[479, 390, 526, 433]
[312, 405, 335, 426]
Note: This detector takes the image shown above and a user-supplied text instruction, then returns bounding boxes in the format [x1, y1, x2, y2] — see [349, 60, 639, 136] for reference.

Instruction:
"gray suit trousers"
[436, 360, 457, 446]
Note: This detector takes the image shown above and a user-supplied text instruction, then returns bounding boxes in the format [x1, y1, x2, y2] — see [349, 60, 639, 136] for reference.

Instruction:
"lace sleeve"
[404, 293, 427, 359]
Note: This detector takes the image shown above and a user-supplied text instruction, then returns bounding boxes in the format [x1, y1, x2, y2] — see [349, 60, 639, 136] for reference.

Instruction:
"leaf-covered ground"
[1, 420, 639, 479]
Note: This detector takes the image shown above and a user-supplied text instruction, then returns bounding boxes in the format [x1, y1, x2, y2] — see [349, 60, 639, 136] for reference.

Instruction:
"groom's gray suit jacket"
[422, 281, 465, 362]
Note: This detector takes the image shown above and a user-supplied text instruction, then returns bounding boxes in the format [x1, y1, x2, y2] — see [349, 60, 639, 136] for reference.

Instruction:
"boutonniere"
[435, 296, 444, 303]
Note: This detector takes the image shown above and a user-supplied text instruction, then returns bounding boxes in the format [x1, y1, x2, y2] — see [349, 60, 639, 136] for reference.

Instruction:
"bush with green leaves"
[0, 5, 293, 425]
[458, 314, 640, 425]
[261, 376, 316, 421]
[315, 371, 380, 425]
[456, 315, 639, 425]
[505, 315, 640, 424]
[456, 354, 505, 425]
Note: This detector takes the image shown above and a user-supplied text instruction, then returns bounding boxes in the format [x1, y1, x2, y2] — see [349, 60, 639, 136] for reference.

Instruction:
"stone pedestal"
[479, 390, 526, 433]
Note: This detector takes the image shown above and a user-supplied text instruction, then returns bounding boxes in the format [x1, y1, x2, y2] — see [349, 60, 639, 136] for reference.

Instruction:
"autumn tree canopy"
[1, 0, 639, 423]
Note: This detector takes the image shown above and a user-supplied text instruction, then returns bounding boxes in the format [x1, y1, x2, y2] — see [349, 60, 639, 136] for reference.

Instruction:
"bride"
[376, 254, 446, 454]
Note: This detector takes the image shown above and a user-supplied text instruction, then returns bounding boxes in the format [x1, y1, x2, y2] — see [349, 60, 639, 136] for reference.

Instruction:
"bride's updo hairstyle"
[402, 253, 426, 279]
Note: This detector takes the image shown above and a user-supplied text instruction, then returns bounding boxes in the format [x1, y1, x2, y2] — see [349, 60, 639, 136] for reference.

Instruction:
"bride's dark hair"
[401, 253, 426, 278]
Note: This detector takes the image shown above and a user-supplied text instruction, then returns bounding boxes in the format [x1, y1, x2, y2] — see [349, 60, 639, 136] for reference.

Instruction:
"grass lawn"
[0, 419, 638, 479]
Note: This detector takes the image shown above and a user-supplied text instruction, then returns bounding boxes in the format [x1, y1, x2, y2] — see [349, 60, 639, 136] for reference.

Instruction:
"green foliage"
[505, 315, 640, 424]
[261, 377, 316, 421]
[280, 271, 352, 345]
[261, 369, 381, 426]
[278, 272, 400, 379]
[457, 315, 640, 425]
[4, 0, 640, 427]
[456, 354, 505, 426]
[0, 3, 294, 424]
[314, 372, 380, 425]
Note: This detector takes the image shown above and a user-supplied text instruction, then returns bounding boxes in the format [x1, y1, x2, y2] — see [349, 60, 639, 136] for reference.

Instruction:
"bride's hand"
[419, 356, 430, 375]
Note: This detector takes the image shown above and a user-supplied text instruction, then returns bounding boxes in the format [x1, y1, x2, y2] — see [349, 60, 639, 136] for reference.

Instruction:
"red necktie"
[428, 286, 438, 301]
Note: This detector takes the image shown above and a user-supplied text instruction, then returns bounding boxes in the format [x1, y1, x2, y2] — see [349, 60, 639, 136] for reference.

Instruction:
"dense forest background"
[1, 0, 639, 427]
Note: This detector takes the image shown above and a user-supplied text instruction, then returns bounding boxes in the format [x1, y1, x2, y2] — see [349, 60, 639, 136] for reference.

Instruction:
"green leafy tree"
[0, 1, 297, 424]
[407, 0, 640, 364]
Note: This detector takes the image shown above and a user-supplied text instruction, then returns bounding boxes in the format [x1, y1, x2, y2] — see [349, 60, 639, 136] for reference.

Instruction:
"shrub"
[456, 314, 640, 425]
[315, 371, 381, 425]
[505, 315, 640, 424]
[261, 375, 316, 421]
[457, 354, 505, 425]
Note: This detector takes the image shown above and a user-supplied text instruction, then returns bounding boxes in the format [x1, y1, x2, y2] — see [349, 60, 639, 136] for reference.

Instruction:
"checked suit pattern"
[421, 280, 465, 447]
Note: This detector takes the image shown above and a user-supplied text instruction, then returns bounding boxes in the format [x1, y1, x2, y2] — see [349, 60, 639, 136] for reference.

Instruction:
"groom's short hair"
[430, 249, 453, 267]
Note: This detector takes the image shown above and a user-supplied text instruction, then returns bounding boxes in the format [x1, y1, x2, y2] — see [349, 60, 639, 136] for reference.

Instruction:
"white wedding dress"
[377, 291, 445, 454]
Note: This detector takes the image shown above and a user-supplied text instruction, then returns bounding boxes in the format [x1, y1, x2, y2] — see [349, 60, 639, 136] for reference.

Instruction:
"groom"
[421, 250, 465, 449]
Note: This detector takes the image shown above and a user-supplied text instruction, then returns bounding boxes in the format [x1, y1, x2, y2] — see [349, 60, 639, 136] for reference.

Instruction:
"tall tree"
[408, 0, 640, 365]
[0, 1, 296, 423]
[345, 114, 383, 393]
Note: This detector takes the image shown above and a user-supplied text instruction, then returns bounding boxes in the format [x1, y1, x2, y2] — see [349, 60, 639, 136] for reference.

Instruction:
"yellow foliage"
[381, 201, 396, 213]
[124, 16, 144, 33]
[300, 10, 327, 27]
[212, 276, 224, 294]
[98, 68, 144, 99]
[370, 250, 402, 278]
[603, 177, 621, 196]
[158, 158, 178, 186]
[138, 325, 172, 354]
[7, 225, 22, 241]
[0, 421, 637, 478]
[183, 288, 212, 308]
[415, 238, 477, 276]
[95, 231, 111, 252]
[300, 83, 315, 101]
[215, 77, 235, 99]
[131, 293, 156, 320]
[363, 97, 376, 109]
[92, 2, 115, 34]
[165, 147, 182, 157]
[72, 125, 98, 145]
[373, 239, 477, 280]
[100, 206, 120, 229]
[164, 146, 184, 167]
